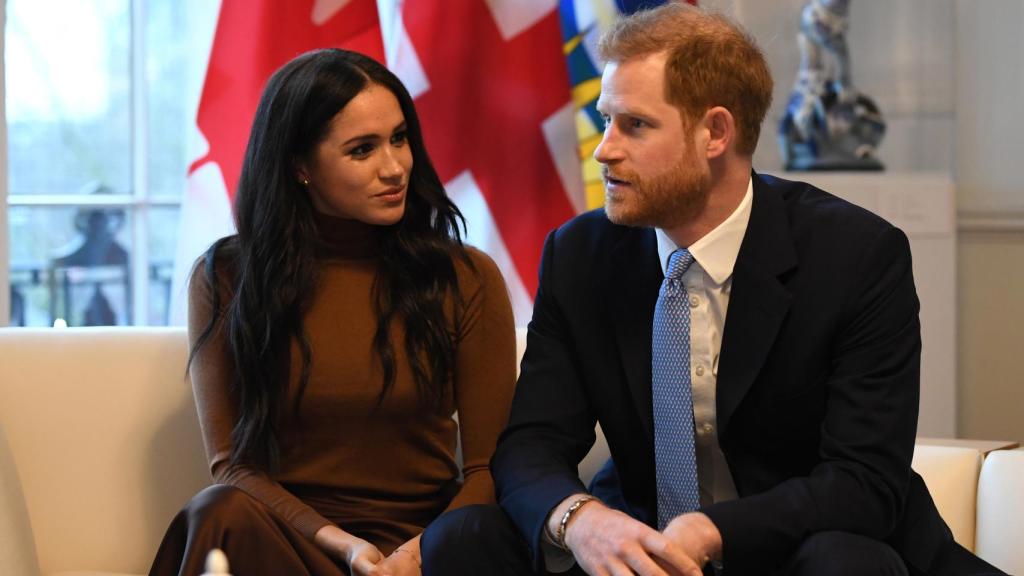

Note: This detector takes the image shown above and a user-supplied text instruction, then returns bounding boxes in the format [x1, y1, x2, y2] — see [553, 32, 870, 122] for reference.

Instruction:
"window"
[4, 0, 199, 327]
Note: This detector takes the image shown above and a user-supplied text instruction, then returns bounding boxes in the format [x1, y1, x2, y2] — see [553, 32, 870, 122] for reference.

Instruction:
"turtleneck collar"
[311, 209, 382, 260]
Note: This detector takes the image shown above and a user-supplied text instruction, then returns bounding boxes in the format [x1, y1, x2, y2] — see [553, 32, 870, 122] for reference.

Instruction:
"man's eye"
[630, 118, 646, 129]
[601, 115, 611, 128]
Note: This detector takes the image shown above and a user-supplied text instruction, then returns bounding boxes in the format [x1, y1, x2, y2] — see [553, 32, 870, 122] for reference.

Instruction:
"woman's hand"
[346, 538, 389, 576]
[377, 535, 422, 576]
[314, 524, 386, 576]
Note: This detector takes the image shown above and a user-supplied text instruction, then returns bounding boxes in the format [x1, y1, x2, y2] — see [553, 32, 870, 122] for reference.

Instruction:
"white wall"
[955, 0, 1024, 216]
[954, 0, 1024, 442]
[958, 235, 1024, 441]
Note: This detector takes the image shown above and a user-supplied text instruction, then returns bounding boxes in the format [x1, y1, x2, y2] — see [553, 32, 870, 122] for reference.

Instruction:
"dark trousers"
[772, 531, 907, 576]
[422, 504, 1003, 576]
[422, 504, 583, 576]
[911, 541, 1007, 576]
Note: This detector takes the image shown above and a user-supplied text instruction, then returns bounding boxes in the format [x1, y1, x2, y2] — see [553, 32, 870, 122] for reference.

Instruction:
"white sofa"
[0, 327, 1020, 575]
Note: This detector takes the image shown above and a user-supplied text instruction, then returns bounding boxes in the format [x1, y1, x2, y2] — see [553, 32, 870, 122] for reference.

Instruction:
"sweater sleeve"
[444, 248, 517, 512]
[187, 259, 332, 541]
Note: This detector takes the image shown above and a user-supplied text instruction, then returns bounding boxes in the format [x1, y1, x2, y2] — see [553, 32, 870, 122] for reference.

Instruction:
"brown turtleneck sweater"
[187, 212, 516, 553]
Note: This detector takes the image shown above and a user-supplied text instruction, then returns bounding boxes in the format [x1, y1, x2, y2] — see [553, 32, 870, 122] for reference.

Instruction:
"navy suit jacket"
[492, 173, 953, 575]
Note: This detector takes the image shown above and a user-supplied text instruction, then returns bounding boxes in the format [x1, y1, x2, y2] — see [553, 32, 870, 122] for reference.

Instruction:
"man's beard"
[603, 151, 710, 230]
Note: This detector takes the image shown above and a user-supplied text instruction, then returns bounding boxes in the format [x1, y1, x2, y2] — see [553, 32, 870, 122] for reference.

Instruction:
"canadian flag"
[171, 0, 582, 325]
[381, 1, 583, 323]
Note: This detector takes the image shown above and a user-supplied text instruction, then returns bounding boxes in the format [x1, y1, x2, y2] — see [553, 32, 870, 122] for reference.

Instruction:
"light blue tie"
[652, 248, 699, 529]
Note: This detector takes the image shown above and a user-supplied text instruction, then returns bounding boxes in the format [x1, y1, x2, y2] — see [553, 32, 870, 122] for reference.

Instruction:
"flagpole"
[130, 0, 149, 326]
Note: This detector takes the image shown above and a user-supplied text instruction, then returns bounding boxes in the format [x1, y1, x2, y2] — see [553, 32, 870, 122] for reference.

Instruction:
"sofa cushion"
[975, 448, 1024, 575]
[0, 328, 209, 575]
[51, 572, 141, 576]
[911, 444, 982, 551]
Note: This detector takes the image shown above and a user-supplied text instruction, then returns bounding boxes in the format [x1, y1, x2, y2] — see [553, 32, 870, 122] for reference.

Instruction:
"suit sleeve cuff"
[540, 532, 577, 573]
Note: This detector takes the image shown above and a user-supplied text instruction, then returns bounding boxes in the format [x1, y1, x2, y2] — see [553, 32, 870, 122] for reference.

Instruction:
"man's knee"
[422, 504, 531, 576]
[422, 504, 520, 555]
[781, 531, 908, 576]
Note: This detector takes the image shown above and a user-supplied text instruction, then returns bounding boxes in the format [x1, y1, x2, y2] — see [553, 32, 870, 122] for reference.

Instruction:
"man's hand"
[562, 500, 704, 576]
[377, 535, 422, 576]
[377, 549, 420, 576]
[662, 512, 722, 568]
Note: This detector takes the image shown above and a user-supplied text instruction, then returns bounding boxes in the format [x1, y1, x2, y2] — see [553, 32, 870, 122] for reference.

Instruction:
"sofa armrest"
[975, 448, 1024, 575]
[0, 327, 209, 575]
[911, 444, 983, 552]
[0, 425, 41, 576]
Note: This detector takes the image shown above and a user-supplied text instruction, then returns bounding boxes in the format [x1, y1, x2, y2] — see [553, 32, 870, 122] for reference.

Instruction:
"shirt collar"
[656, 177, 753, 286]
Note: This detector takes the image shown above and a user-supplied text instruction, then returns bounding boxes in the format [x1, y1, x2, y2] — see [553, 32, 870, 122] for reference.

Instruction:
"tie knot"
[665, 249, 694, 281]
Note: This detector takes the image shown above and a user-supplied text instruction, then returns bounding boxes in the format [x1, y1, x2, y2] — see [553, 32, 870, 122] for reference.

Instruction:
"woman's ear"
[294, 159, 310, 187]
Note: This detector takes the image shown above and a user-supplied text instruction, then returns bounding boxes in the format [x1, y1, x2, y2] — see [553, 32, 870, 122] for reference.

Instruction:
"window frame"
[1, 0, 182, 327]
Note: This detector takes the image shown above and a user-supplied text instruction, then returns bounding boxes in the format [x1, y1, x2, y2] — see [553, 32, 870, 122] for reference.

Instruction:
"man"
[420, 4, 1003, 575]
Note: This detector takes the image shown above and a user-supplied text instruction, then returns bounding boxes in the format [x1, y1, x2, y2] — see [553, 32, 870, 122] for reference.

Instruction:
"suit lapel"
[608, 226, 663, 440]
[716, 174, 798, 436]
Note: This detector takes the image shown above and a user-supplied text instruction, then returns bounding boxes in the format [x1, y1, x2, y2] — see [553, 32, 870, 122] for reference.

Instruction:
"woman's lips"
[376, 185, 406, 202]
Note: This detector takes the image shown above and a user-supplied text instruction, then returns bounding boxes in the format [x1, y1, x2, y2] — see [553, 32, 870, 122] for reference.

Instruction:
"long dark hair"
[189, 49, 468, 473]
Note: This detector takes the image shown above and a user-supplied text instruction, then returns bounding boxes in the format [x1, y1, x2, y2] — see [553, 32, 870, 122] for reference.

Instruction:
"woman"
[150, 49, 516, 576]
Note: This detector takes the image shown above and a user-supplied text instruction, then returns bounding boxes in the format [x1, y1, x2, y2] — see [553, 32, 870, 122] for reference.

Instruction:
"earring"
[302, 178, 309, 187]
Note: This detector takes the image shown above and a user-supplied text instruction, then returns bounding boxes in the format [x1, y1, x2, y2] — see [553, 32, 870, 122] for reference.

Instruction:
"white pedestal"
[772, 172, 957, 438]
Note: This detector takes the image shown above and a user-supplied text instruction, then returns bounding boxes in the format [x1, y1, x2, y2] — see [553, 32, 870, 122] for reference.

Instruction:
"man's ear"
[703, 106, 735, 160]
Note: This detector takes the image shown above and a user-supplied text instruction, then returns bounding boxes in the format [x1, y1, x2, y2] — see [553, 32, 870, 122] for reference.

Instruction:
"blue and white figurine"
[779, 0, 885, 171]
